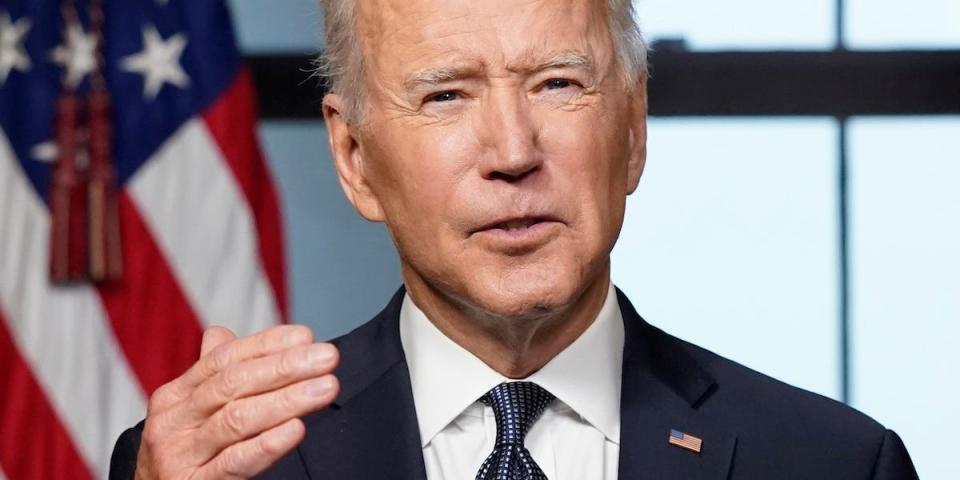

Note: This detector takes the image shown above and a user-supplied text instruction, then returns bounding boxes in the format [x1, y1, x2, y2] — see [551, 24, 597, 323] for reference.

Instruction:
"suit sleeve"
[870, 429, 919, 480]
[109, 421, 145, 480]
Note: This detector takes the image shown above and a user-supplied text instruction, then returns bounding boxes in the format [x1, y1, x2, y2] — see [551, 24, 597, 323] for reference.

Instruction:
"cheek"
[538, 110, 628, 238]
[367, 122, 479, 240]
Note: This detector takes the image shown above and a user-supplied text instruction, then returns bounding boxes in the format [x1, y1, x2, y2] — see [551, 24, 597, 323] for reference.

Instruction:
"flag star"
[0, 12, 32, 85]
[31, 141, 59, 163]
[50, 23, 97, 88]
[121, 24, 189, 100]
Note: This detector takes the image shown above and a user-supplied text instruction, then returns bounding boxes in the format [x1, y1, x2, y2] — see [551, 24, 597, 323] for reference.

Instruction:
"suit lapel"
[616, 289, 737, 480]
[294, 287, 736, 479]
[296, 288, 428, 480]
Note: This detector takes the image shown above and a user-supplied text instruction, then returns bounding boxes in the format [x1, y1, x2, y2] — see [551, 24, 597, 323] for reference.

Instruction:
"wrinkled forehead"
[356, 0, 614, 80]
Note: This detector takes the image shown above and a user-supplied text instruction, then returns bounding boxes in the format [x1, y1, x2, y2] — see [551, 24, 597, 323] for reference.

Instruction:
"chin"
[465, 260, 586, 320]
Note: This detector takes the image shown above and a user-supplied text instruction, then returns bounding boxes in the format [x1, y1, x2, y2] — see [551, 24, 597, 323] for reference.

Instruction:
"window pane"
[228, 0, 322, 53]
[846, 0, 960, 48]
[259, 122, 401, 337]
[636, 0, 836, 50]
[612, 118, 840, 399]
[849, 117, 960, 480]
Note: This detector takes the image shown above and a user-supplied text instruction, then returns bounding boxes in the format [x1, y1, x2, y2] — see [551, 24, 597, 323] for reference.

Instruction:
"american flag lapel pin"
[668, 429, 703, 453]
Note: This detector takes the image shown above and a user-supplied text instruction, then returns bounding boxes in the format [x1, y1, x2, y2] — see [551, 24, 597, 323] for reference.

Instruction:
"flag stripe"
[0, 131, 148, 477]
[97, 193, 206, 395]
[202, 69, 288, 322]
[128, 119, 281, 337]
[1, 3, 286, 478]
[668, 436, 703, 452]
[0, 307, 94, 480]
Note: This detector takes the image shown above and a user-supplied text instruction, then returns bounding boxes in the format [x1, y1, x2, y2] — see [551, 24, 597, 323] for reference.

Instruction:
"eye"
[544, 79, 574, 90]
[426, 91, 461, 103]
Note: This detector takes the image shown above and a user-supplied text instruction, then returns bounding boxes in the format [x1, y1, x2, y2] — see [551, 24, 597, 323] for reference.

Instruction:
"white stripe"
[0, 464, 6, 480]
[128, 119, 280, 336]
[0, 131, 148, 478]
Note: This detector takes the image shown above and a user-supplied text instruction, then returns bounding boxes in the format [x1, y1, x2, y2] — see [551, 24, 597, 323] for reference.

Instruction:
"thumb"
[200, 326, 236, 357]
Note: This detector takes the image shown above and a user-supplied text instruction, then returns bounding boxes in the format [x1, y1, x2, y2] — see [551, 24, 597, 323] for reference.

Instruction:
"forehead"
[357, 0, 612, 77]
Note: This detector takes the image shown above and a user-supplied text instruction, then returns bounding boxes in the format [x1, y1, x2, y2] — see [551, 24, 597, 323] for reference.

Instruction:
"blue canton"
[476, 382, 555, 480]
[0, 0, 241, 205]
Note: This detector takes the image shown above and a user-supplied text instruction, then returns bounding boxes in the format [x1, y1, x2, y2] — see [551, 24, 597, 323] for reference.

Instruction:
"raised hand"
[134, 324, 339, 479]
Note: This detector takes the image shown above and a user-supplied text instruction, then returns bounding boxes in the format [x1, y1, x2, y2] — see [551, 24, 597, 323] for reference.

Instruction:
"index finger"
[201, 326, 237, 357]
[163, 324, 315, 402]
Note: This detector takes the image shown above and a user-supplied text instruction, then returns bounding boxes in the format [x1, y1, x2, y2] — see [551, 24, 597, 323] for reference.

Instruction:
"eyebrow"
[402, 51, 596, 92]
[404, 66, 473, 90]
[521, 51, 595, 76]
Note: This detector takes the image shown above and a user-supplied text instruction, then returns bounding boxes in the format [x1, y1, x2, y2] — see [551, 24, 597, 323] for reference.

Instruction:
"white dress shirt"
[399, 284, 625, 480]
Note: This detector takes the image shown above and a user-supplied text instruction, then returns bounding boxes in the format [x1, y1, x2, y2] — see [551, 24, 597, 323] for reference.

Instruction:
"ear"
[625, 77, 648, 195]
[323, 94, 386, 222]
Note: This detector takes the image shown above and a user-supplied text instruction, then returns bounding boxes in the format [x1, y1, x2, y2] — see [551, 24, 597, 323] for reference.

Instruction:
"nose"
[478, 89, 542, 182]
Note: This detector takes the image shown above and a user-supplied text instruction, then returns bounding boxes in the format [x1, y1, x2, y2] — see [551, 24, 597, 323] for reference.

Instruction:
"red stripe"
[97, 193, 204, 395]
[202, 68, 289, 322]
[0, 308, 94, 480]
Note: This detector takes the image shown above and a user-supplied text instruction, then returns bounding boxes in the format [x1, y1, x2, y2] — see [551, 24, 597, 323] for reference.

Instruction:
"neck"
[403, 264, 611, 378]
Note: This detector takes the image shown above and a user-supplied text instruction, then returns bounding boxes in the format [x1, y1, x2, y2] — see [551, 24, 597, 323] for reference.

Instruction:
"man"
[111, 0, 920, 478]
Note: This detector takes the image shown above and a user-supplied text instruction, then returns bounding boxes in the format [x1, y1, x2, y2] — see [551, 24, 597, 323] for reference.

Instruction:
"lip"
[469, 215, 563, 251]
[470, 215, 562, 235]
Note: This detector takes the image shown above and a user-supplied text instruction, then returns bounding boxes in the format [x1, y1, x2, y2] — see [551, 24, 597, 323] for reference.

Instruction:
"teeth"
[499, 219, 536, 230]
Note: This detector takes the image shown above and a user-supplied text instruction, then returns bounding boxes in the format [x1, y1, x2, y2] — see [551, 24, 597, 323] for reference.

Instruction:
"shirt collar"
[399, 283, 624, 447]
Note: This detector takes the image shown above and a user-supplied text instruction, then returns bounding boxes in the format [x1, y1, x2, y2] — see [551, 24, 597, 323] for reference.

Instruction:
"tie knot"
[481, 382, 554, 447]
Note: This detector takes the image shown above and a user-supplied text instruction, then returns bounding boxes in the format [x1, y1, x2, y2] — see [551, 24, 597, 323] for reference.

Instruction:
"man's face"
[328, 0, 647, 319]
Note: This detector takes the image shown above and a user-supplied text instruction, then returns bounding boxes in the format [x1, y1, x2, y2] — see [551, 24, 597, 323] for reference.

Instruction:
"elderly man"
[111, 0, 919, 478]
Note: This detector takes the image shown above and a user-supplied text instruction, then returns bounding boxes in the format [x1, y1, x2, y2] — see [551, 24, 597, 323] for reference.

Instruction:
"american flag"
[669, 429, 703, 453]
[0, 0, 287, 478]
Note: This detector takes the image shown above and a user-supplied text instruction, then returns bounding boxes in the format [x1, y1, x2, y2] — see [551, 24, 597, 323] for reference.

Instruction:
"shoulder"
[325, 287, 407, 396]
[671, 330, 880, 433]
[660, 327, 901, 476]
[109, 422, 144, 480]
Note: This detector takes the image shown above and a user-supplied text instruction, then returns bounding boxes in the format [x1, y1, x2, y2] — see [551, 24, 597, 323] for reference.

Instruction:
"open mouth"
[473, 216, 558, 234]
[492, 217, 547, 231]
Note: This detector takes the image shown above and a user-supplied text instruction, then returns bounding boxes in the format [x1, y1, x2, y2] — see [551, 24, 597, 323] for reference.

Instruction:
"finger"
[193, 374, 338, 462]
[185, 342, 338, 421]
[196, 418, 305, 480]
[176, 324, 314, 392]
[152, 325, 314, 411]
[147, 328, 237, 413]
[201, 326, 236, 357]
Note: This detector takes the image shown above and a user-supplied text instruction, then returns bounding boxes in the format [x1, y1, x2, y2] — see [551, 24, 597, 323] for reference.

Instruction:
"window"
[849, 117, 960, 480]
[637, 0, 835, 50]
[612, 118, 841, 399]
[228, 0, 322, 52]
[846, 0, 960, 49]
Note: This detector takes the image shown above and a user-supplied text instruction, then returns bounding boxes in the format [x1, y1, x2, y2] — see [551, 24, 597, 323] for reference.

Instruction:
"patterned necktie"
[475, 382, 555, 480]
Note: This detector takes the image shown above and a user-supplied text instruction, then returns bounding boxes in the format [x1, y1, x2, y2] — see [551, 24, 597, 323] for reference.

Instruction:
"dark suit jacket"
[111, 287, 919, 479]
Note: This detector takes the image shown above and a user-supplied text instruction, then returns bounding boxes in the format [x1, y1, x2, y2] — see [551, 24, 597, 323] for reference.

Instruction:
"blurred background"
[0, 0, 956, 478]
[232, 0, 959, 478]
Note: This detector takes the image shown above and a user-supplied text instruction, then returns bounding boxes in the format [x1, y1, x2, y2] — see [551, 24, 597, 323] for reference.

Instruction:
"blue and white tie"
[475, 382, 555, 480]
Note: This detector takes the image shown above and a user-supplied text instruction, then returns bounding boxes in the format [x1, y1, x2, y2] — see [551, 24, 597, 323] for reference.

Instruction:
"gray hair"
[316, 0, 647, 124]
